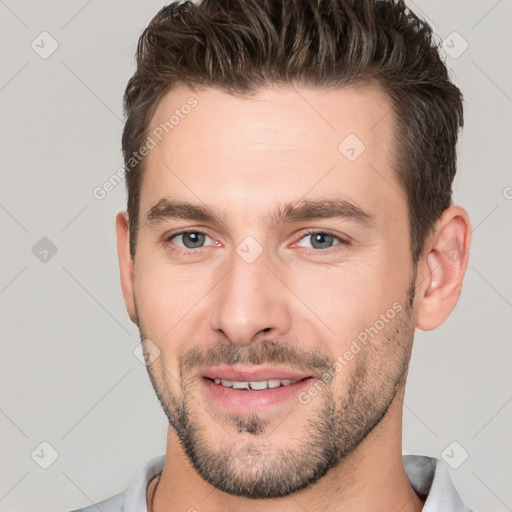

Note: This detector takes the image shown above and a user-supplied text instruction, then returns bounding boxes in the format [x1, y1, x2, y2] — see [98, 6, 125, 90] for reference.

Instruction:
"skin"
[116, 83, 471, 512]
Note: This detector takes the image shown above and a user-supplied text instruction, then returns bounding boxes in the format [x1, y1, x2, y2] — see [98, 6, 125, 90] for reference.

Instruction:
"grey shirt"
[70, 454, 473, 512]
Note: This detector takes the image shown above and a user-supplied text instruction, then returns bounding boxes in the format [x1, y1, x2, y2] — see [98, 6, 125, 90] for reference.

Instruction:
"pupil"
[183, 232, 205, 248]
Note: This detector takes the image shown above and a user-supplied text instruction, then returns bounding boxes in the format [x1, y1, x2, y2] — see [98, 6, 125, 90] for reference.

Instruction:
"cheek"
[134, 262, 202, 387]
[286, 254, 408, 349]
[133, 256, 211, 341]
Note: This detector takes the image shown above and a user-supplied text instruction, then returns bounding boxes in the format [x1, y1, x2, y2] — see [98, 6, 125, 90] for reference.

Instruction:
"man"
[73, 0, 473, 510]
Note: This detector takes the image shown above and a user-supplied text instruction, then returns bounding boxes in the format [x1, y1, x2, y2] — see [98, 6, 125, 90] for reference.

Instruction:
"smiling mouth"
[204, 376, 312, 391]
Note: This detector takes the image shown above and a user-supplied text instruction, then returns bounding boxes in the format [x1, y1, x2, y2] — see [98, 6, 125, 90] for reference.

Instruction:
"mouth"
[204, 376, 310, 390]
[199, 365, 316, 413]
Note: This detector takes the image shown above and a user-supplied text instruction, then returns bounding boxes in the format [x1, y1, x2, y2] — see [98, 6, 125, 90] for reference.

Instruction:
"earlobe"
[415, 206, 472, 331]
[115, 211, 138, 325]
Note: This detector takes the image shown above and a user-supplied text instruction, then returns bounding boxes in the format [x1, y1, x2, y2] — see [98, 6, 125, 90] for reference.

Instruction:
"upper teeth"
[214, 378, 296, 390]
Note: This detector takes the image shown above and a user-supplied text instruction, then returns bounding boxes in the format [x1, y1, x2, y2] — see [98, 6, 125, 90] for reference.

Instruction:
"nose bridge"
[208, 242, 291, 346]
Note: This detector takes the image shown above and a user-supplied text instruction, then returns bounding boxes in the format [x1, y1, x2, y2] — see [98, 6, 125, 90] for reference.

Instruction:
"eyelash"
[164, 229, 350, 256]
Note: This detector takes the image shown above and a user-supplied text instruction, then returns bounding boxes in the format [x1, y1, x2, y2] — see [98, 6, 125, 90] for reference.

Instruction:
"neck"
[151, 389, 424, 512]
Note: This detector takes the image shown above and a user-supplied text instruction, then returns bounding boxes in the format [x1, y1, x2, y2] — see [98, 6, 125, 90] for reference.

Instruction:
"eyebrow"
[145, 197, 377, 229]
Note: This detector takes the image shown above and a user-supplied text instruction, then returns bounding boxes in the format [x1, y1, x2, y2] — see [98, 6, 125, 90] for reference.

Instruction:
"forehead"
[141, 83, 404, 227]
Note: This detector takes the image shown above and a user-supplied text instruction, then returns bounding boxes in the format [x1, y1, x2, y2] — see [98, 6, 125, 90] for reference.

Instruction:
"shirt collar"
[123, 454, 165, 512]
[404, 454, 471, 511]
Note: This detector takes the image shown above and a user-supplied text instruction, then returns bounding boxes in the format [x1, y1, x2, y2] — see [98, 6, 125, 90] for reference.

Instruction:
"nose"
[208, 245, 292, 346]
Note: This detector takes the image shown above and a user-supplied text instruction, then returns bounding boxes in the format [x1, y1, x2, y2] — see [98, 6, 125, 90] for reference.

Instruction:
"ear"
[115, 211, 138, 325]
[415, 205, 472, 331]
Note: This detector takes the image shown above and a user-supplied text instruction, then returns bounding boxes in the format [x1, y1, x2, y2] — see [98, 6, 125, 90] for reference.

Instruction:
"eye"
[296, 231, 347, 250]
[167, 230, 217, 250]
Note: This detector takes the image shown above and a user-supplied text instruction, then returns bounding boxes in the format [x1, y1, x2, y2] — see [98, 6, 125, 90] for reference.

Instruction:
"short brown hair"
[122, 0, 463, 263]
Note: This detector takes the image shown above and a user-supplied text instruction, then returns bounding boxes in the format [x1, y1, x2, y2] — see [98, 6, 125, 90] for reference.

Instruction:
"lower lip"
[200, 377, 315, 414]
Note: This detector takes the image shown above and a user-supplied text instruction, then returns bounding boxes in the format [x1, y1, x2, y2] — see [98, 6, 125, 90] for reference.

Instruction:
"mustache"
[179, 339, 333, 377]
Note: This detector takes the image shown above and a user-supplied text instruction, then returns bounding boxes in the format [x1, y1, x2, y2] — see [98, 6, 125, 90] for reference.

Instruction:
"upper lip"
[201, 365, 313, 382]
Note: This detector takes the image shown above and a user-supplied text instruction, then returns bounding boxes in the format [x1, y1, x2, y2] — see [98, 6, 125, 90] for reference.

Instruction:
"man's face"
[129, 84, 418, 497]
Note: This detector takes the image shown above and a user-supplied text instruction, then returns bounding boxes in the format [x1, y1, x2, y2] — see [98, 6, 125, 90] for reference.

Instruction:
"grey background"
[0, 1, 511, 511]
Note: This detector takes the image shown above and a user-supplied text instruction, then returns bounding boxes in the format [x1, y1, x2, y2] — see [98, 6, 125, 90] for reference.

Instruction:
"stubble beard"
[138, 280, 417, 498]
